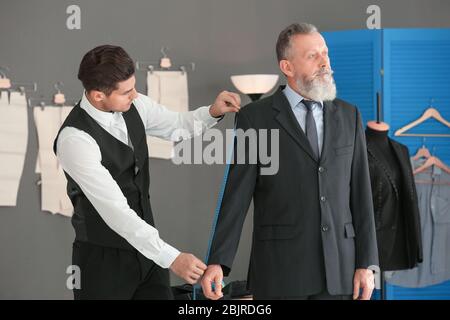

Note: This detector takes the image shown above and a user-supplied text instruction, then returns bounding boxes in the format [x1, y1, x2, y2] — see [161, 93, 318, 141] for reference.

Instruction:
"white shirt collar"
[80, 91, 118, 127]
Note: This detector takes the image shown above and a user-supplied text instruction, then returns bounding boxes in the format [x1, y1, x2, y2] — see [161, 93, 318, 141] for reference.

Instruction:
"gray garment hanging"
[385, 158, 450, 288]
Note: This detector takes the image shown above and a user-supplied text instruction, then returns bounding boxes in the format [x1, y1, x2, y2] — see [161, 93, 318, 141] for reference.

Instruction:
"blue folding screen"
[322, 30, 382, 124]
[383, 29, 450, 163]
[322, 28, 450, 300]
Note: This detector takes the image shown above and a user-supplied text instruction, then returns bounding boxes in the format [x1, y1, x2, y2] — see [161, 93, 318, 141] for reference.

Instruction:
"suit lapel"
[320, 100, 340, 164]
[272, 87, 317, 162]
[367, 141, 400, 200]
[390, 140, 413, 198]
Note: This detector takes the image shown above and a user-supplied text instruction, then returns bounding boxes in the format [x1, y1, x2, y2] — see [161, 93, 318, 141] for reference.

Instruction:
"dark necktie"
[302, 99, 320, 160]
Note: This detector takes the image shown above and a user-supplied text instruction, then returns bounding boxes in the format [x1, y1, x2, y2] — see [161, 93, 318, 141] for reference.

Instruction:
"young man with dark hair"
[54, 45, 240, 299]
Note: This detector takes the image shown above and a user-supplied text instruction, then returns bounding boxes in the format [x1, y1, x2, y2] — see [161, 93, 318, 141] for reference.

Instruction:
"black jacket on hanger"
[366, 128, 423, 271]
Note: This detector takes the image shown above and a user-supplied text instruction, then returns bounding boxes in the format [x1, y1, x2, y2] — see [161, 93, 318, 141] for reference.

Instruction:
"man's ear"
[279, 59, 294, 78]
[90, 90, 106, 102]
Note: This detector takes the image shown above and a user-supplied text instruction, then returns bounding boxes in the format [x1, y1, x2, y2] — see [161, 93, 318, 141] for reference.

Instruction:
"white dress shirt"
[56, 92, 219, 269]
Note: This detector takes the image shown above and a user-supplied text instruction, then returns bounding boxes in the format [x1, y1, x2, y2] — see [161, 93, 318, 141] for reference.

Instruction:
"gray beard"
[296, 72, 337, 102]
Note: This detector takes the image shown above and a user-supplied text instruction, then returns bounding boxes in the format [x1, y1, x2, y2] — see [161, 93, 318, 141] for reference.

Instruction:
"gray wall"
[0, 0, 449, 299]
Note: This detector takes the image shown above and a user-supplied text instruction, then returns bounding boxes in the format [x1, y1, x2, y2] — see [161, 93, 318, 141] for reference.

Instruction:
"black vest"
[53, 103, 154, 250]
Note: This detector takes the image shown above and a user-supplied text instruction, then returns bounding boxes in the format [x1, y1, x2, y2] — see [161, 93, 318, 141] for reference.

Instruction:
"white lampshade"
[230, 74, 279, 95]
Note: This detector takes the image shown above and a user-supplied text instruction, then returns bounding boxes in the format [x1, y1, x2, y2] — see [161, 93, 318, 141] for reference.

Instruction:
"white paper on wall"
[34, 106, 73, 217]
[0, 91, 28, 206]
[146, 71, 188, 159]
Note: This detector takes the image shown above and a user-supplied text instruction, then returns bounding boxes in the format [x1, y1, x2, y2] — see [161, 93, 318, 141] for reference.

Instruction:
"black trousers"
[297, 290, 353, 300]
[255, 290, 353, 300]
[72, 241, 173, 300]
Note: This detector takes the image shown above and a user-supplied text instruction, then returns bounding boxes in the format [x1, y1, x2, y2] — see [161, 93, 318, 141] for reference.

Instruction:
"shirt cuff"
[200, 105, 222, 127]
[155, 242, 181, 269]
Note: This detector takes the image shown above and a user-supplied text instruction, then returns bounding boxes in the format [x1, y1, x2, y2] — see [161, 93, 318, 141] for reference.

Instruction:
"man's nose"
[320, 54, 330, 69]
[319, 55, 329, 69]
[131, 89, 138, 100]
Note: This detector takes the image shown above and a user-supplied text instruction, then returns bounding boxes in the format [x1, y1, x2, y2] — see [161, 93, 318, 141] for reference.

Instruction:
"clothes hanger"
[135, 47, 195, 75]
[414, 149, 450, 175]
[0, 67, 37, 94]
[394, 99, 450, 137]
[412, 138, 432, 161]
[367, 92, 390, 131]
[53, 81, 66, 105]
[0, 66, 12, 89]
[159, 47, 172, 69]
[414, 147, 450, 183]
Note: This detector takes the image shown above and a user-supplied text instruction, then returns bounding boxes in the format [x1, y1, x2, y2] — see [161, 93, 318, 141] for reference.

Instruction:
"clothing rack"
[28, 98, 79, 109]
[0, 82, 37, 94]
[0, 66, 37, 95]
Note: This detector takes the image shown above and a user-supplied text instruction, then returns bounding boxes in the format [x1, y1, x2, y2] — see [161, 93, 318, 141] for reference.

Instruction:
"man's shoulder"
[132, 93, 151, 110]
[130, 93, 154, 124]
[390, 138, 409, 154]
[57, 126, 97, 148]
[332, 98, 358, 113]
[239, 94, 274, 117]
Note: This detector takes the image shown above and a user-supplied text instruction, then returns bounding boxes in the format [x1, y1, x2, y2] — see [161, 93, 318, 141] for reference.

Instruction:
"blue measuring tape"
[193, 115, 237, 300]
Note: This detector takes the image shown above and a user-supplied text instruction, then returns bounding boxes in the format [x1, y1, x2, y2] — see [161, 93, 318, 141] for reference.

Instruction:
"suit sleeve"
[350, 108, 380, 270]
[207, 111, 257, 276]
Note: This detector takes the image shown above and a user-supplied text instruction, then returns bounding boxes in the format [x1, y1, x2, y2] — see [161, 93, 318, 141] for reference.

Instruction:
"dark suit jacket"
[208, 86, 379, 299]
[367, 138, 423, 271]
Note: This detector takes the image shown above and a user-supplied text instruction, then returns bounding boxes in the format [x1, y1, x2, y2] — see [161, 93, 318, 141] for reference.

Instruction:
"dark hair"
[78, 45, 135, 95]
[276, 23, 318, 62]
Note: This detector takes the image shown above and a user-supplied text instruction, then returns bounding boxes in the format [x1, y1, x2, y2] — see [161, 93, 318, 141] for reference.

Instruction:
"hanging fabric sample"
[0, 91, 28, 206]
[34, 106, 73, 216]
[385, 158, 450, 287]
[146, 71, 189, 159]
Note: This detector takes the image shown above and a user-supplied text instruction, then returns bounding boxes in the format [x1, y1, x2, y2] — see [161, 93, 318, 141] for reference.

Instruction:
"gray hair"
[276, 23, 318, 62]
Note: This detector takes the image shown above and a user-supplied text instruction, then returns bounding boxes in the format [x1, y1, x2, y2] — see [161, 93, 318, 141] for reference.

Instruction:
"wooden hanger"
[395, 101, 450, 137]
[53, 81, 66, 105]
[412, 138, 432, 161]
[414, 155, 450, 175]
[412, 147, 431, 161]
[0, 66, 11, 89]
[415, 179, 450, 185]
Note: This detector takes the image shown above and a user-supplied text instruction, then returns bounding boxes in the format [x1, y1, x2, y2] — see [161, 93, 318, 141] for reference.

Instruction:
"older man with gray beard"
[201, 22, 379, 300]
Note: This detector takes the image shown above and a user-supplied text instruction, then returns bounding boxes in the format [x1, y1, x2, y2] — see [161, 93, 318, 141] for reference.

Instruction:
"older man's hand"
[353, 268, 375, 300]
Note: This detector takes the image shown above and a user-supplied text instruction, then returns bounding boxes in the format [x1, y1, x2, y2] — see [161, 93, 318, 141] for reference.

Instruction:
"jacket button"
[320, 196, 326, 202]
[322, 225, 329, 232]
[318, 166, 325, 173]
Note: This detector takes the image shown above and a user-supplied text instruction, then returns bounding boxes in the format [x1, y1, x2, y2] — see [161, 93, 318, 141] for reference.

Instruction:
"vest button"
[320, 196, 326, 202]
[318, 166, 325, 173]
[322, 225, 329, 232]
